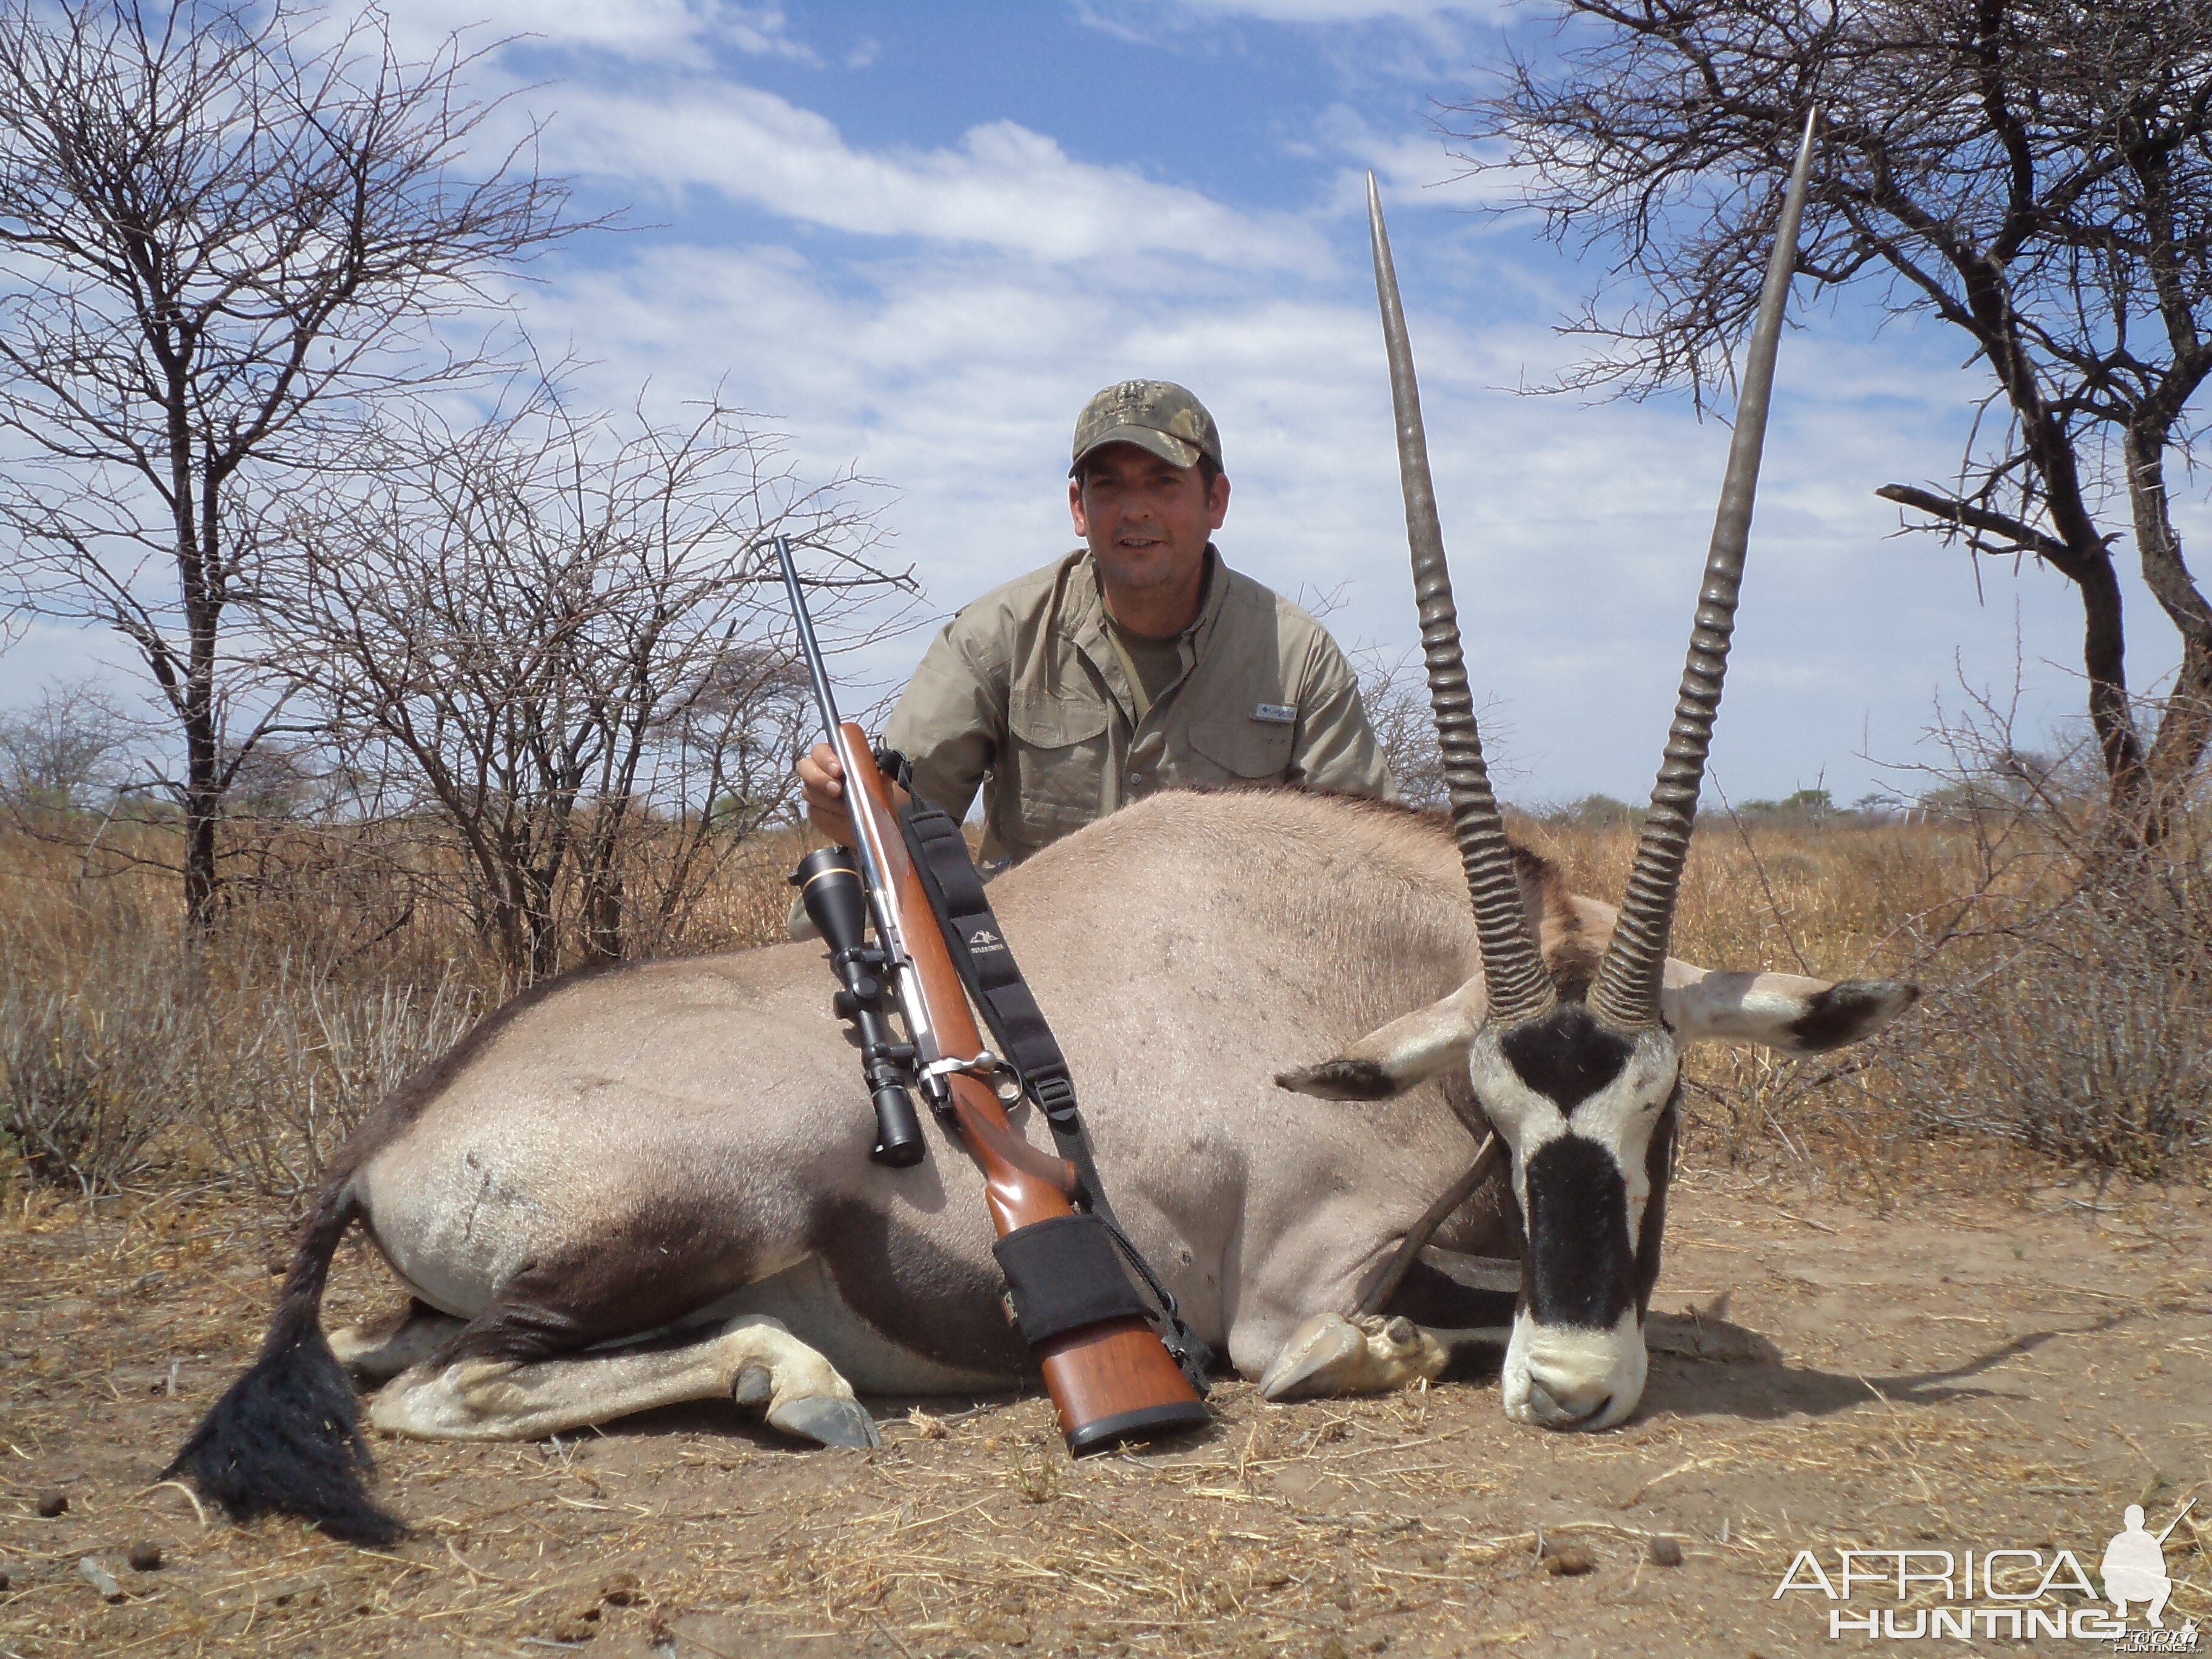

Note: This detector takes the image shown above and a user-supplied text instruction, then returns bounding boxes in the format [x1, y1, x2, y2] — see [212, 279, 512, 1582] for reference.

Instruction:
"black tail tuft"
[164, 1321, 403, 1544]
[164, 1188, 404, 1545]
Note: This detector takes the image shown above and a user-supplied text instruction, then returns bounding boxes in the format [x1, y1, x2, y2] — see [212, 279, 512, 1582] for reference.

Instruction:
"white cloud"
[374, 0, 816, 67]
[504, 209, 2147, 803]
[1171, 0, 1493, 17]
[539, 84, 1325, 269]
[1084, 0, 1496, 24]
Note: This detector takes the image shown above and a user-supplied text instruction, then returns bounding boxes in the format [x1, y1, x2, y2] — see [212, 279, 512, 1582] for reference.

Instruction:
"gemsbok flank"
[170, 109, 1909, 1544]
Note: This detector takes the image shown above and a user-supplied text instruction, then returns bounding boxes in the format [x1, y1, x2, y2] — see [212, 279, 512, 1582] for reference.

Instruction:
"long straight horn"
[1369, 172, 1552, 1024]
[1589, 108, 1822, 1031]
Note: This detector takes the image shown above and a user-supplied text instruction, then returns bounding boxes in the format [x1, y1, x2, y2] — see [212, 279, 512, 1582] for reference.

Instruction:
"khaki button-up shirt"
[883, 546, 1392, 865]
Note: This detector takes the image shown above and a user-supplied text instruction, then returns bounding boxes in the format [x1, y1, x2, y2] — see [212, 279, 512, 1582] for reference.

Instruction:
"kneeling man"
[800, 379, 1392, 859]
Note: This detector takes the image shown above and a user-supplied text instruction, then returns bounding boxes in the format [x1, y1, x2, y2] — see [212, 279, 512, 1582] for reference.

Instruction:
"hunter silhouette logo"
[2105, 1500, 2196, 1629]
[967, 927, 1007, 955]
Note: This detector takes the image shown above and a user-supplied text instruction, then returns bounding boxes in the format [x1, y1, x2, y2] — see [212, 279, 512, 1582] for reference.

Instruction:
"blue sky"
[8, 0, 2197, 806]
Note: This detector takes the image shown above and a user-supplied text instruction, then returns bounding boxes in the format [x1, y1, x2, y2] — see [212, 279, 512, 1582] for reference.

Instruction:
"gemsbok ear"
[1274, 979, 1487, 1101]
[1661, 967, 1919, 1053]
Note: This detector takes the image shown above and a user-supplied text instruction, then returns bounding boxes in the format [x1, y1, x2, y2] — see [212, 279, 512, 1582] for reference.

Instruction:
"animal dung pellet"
[78, 1557, 125, 1601]
[35, 1490, 67, 1518]
[126, 1541, 164, 1572]
[549, 1598, 603, 1642]
[1542, 1542, 1595, 1576]
[1647, 1534, 1684, 1567]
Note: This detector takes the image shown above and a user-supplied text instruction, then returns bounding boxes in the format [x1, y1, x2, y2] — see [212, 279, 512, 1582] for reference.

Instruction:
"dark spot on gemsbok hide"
[1498, 1005, 1634, 1109]
[813, 1199, 1030, 1376]
[1521, 1136, 1636, 1330]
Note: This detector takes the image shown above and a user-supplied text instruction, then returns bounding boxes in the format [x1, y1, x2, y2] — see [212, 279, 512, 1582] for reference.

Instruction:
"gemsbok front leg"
[368, 1314, 880, 1448]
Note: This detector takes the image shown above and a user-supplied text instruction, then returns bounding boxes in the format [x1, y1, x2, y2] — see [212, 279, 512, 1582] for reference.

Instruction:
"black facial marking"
[1276, 1057, 1399, 1101]
[1521, 1135, 1636, 1330]
[1632, 1096, 1680, 1319]
[1500, 1004, 1635, 1108]
[1788, 979, 1918, 1051]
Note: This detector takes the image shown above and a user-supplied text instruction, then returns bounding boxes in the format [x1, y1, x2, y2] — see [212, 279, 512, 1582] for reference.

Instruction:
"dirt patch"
[2, 1169, 2207, 1657]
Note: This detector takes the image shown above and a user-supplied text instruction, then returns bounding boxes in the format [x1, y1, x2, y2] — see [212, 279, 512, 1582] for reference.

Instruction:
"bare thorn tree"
[1446, 0, 2212, 843]
[265, 375, 907, 980]
[0, 676, 136, 814]
[0, 1, 583, 931]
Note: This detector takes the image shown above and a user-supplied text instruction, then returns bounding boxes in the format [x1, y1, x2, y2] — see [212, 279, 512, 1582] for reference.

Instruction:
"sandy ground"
[2, 1166, 2207, 1659]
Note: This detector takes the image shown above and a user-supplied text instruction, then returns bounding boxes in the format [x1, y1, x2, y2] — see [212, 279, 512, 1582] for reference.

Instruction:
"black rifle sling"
[897, 797, 1213, 1392]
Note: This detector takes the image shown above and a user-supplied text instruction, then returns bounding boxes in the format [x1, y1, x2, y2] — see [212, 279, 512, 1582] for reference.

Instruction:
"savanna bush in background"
[1857, 725, 2212, 1181]
[0, 852, 481, 1199]
[0, 808, 823, 1201]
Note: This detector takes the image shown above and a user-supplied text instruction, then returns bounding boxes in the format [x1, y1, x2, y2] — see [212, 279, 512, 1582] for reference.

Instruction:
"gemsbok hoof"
[765, 1395, 880, 1449]
[1259, 1312, 1446, 1402]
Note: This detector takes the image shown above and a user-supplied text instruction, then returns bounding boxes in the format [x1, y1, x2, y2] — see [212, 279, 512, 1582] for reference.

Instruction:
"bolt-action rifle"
[774, 537, 1210, 1452]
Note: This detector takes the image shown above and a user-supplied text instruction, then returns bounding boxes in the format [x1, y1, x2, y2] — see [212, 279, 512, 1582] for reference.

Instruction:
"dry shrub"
[1862, 817, 2212, 1181]
[1528, 796, 2212, 1187]
[0, 865, 482, 1198]
[8, 771, 2207, 1202]
[189, 958, 481, 1199]
[0, 811, 807, 1200]
[0, 917, 196, 1191]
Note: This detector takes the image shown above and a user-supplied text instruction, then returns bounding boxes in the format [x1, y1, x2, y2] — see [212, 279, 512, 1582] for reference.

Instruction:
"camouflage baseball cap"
[1070, 380, 1222, 475]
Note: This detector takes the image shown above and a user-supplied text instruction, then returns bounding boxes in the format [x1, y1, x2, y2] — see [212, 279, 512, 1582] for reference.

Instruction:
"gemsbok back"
[171, 109, 1911, 1543]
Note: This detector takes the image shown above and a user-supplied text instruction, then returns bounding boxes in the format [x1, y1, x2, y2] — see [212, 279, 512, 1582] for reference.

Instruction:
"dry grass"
[0, 816, 813, 1198]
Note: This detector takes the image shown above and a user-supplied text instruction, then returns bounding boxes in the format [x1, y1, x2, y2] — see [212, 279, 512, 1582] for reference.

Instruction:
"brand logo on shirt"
[1252, 703, 1297, 725]
[968, 927, 1008, 955]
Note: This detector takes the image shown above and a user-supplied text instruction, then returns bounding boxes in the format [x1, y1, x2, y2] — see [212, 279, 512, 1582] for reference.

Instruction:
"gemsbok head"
[1292, 112, 1867, 1430]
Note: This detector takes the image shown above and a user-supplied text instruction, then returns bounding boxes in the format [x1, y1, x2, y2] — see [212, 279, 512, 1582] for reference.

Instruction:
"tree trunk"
[2075, 543, 2151, 835]
[175, 389, 223, 936]
[2127, 423, 2212, 839]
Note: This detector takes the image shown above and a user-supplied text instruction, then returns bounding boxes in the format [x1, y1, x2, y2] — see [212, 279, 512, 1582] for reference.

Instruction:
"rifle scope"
[792, 847, 928, 1168]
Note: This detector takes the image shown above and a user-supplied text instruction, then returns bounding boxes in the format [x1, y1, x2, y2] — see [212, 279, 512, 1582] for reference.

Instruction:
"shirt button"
[1127, 773, 1144, 789]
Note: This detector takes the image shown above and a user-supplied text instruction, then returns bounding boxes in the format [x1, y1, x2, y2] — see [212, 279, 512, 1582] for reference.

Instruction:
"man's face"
[1069, 443, 1231, 604]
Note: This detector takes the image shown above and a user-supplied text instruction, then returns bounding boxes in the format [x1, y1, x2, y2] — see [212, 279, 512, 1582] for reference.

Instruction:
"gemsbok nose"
[1508, 1314, 1647, 1430]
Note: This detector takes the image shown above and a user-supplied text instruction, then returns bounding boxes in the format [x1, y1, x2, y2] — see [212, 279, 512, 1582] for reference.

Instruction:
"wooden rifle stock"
[833, 722, 1207, 1451]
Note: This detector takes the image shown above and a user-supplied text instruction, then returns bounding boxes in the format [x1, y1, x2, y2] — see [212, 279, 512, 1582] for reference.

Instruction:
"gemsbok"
[172, 111, 1909, 1544]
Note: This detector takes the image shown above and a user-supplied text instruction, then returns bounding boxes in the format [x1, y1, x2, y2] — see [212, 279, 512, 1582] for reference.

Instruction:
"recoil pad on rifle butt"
[791, 847, 927, 1168]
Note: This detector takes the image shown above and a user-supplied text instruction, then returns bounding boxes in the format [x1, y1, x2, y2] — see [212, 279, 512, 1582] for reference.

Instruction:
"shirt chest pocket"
[1185, 717, 1295, 785]
[1007, 687, 1113, 822]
